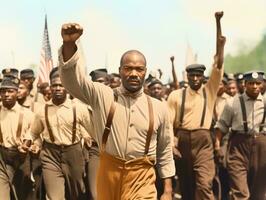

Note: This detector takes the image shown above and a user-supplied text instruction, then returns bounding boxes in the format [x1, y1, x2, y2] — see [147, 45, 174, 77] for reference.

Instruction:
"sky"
[1, 0, 266, 82]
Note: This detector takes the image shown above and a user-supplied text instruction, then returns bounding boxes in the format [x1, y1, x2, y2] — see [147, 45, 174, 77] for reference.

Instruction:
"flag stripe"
[38, 15, 53, 83]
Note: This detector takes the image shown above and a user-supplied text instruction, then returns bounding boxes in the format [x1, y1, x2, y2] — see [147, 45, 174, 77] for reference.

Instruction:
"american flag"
[38, 15, 53, 83]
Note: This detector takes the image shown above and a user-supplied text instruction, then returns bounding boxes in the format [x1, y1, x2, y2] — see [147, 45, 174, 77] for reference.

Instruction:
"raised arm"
[170, 56, 179, 90]
[58, 23, 113, 107]
[215, 11, 226, 70]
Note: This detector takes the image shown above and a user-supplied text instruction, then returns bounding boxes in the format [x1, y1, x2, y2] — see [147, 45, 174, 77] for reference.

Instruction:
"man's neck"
[52, 97, 66, 106]
[17, 97, 27, 106]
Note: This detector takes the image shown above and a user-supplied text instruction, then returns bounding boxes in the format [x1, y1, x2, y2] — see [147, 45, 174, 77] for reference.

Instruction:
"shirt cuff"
[157, 159, 176, 179]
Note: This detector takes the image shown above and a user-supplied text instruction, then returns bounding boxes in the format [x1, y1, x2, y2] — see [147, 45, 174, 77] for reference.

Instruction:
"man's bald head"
[120, 50, 147, 67]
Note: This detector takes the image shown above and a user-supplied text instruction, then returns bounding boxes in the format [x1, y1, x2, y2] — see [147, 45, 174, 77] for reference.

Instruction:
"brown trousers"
[175, 129, 215, 200]
[227, 133, 266, 200]
[40, 141, 85, 200]
[97, 151, 157, 200]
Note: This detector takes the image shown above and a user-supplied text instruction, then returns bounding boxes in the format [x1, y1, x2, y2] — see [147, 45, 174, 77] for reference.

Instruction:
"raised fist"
[170, 56, 174, 62]
[215, 11, 224, 20]
[61, 23, 83, 43]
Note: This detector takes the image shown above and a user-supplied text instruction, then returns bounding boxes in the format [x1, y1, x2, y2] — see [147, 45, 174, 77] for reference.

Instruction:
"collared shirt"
[58, 46, 175, 179]
[31, 98, 92, 145]
[0, 103, 34, 148]
[214, 93, 232, 121]
[20, 96, 43, 113]
[168, 67, 223, 130]
[216, 92, 266, 134]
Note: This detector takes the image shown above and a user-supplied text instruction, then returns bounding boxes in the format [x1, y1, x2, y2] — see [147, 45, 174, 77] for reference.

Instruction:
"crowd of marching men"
[0, 64, 265, 200]
[1, 11, 266, 200]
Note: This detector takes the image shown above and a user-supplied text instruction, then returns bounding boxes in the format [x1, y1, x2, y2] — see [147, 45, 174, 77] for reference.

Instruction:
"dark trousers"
[175, 129, 215, 200]
[40, 141, 86, 200]
[227, 133, 266, 200]
[0, 146, 26, 199]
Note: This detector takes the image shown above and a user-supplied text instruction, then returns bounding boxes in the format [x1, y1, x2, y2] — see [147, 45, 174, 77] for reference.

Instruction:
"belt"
[0, 145, 18, 152]
[43, 141, 81, 151]
[231, 130, 266, 138]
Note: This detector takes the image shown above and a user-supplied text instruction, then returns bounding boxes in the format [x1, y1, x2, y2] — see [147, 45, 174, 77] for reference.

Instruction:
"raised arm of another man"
[58, 23, 113, 108]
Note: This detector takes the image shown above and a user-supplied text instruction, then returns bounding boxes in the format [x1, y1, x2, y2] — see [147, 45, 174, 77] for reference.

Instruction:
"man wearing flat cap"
[0, 74, 35, 199]
[30, 67, 92, 199]
[168, 12, 226, 199]
[2, 68, 19, 78]
[215, 70, 266, 199]
[89, 68, 109, 85]
[20, 69, 42, 104]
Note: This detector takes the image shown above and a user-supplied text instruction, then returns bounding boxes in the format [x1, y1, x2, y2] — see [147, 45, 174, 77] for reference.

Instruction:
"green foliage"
[224, 34, 266, 73]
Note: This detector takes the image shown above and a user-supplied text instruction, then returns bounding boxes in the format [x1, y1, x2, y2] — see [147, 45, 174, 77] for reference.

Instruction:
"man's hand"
[61, 23, 83, 43]
[30, 144, 41, 154]
[18, 140, 31, 153]
[170, 56, 174, 62]
[160, 191, 172, 200]
[214, 148, 224, 166]
[61, 23, 83, 62]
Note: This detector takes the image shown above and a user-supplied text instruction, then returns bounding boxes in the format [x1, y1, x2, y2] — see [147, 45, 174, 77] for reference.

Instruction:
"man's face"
[42, 86, 52, 101]
[227, 81, 238, 97]
[149, 83, 163, 100]
[245, 80, 262, 99]
[17, 84, 29, 100]
[109, 77, 121, 89]
[50, 77, 67, 102]
[0, 88, 17, 109]
[20, 77, 34, 90]
[187, 72, 204, 91]
[237, 80, 245, 94]
[119, 53, 147, 93]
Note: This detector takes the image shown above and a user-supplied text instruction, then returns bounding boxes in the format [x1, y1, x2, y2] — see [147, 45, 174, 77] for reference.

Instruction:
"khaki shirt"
[0, 103, 34, 148]
[58, 46, 175, 178]
[216, 93, 266, 134]
[20, 96, 43, 113]
[168, 67, 223, 130]
[214, 93, 232, 121]
[31, 98, 92, 145]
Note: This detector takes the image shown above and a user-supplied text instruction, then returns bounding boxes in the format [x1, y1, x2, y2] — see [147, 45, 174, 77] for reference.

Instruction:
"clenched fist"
[61, 23, 83, 43]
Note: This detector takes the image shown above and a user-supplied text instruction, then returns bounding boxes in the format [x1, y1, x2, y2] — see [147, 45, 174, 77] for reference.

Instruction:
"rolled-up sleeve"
[156, 104, 175, 178]
[216, 100, 233, 135]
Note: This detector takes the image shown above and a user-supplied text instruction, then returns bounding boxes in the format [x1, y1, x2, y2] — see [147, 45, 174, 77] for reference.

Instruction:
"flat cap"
[186, 64, 206, 73]
[49, 67, 59, 80]
[148, 79, 163, 88]
[89, 68, 108, 81]
[2, 68, 19, 78]
[243, 70, 265, 82]
[20, 69, 34, 79]
[0, 76, 20, 90]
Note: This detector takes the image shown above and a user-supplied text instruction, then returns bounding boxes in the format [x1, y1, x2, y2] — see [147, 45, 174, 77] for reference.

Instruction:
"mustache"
[126, 77, 141, 82]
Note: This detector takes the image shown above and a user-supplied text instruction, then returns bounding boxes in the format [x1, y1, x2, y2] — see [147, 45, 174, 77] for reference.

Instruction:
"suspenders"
[45, 102, 77, 143]
[0, 106, 24, 145]
[239, 95, 266, 134]
[179, 87, 207, 128]
[101, 94, 154, 155]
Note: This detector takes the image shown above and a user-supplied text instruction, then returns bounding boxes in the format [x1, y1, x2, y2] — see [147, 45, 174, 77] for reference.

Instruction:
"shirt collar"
[187, 85, 203, 95]
[1, 102, 21, 112]
[243, 92, 263, 101]
[46, 98, 72, 108]
[117, 85, 144, 99]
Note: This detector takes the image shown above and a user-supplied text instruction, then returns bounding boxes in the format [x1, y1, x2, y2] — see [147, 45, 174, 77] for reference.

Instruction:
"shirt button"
[128, 138, 132, 141]
[130, 124, 133, 127]
[131, 110, 134, 113]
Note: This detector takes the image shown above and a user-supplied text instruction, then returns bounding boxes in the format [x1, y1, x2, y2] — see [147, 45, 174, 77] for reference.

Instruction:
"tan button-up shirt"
[31, 98, 92, 145]
[0, 103, 34, 148]
[20, 96, 43, 113]
[58, 46, 175, 178]
[168, 67, 223, 130]
[214, 93, 232, 121]
[216, 93, 266, 134]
